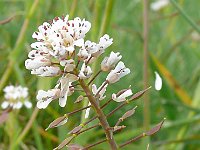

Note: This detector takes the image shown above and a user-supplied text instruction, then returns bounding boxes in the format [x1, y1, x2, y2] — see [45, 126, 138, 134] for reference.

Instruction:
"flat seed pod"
[121, 108, 135, 120]
[145, 119, 165, 136]
[54, 136, 74, 150]
[46, 115, 68, 130]
[67, 144, 83, 150]
[130, 87, 151, 101]
[68, 125, 83, 134]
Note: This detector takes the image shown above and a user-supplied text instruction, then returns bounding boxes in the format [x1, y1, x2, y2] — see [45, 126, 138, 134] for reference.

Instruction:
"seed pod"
[121, 107, 136, 120]
[53, 136, 74, 150]
[74, 95, 84, 103]
[130, 87, 151, 101]
[68, 125, 83, 134]
[145, 118, 165, 136]
[67, 144, 83, 150]
[46, 115, 68, 130]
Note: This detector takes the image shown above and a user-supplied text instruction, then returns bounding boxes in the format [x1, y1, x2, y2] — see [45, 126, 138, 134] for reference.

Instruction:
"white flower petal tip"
[112, 89, 133, 102]
[154, 71, 162, 91]
[150, 0, 169, 11]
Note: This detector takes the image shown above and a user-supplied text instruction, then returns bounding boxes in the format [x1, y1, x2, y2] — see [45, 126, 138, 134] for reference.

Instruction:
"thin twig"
[82, 139, 107, 150]
[68, 105, 91, 116]
[79, 79, 118, 150]
[87, 70, 102, 86]
[143, 0, 150, 130]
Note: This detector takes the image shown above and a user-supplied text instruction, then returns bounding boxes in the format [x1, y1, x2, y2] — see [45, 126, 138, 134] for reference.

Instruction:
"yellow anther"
[126, 100, 130, 104]
[72, 134, 77, 137]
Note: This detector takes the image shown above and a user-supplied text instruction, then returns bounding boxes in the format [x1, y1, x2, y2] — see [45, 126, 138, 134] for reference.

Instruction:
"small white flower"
[98, 34, 113, 50]
[36, 89, 60, 109]
[25, 57, 51, 70]
[155, 71, 162, 91]
[60, 59, 75, 72]
[88, 34, 113, 57]
[32, 22, 51, 41]
[31, 66, 61, 77]
[2, 85, 31, 109]
[30, 42, 50, 53]
[84, 40, 98, 55]
[85, 102, 91, 119]
[92, 83, 108, 100]
[106, 61, 130, 84]
[59, 74, 78, 107]
[28, 50, 50, 59]
[101, 51, 122, 71]
[77, 48, 89, 61]
[79, 63, 93, 79]
[150, 0, 169, 11]
[112, 89, 133, 102]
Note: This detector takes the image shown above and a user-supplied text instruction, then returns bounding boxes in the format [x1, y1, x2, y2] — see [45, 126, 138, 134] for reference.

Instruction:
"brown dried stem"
[79, 79, 118, 150]
[82, 139, 107, 150]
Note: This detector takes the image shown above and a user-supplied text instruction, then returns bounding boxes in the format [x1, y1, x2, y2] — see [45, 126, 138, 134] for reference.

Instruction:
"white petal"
[37, 99, 52, 109]
[1, 101, 9, 109]
[13, 102, 23, 109]
[155, 71, 162, 91]
[24, 101, 32, 108]
[74, 39, 84, 47]
[85, 102, 91, 119]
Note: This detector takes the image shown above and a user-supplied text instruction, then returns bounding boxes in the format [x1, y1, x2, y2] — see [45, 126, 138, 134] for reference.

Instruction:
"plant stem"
[79, 79, 118, 150]
[82, 139, 107, 150]
[88, 70, 102, 86]
[68, 105, 91, 116]
[143, 0, 150, 131]
[14, 107, 39, 147]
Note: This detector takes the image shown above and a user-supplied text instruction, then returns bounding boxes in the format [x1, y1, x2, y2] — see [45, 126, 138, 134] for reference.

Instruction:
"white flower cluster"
[25, 14, 131, 109]
[1, 85, 32, 109]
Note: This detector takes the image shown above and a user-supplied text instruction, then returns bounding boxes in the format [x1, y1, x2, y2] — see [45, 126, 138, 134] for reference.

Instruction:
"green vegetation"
[0, 0, 200, 149]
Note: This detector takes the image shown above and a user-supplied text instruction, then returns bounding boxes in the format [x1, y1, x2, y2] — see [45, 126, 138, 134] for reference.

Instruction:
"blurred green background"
[0, 0, 200, 149]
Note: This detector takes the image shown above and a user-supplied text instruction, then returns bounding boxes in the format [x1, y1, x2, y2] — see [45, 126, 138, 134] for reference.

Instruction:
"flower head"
[101, 51, 122, 71]
[106, 61, 130, 84]
[1, 85, 32, 109]
[112, 89, 133, 102]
